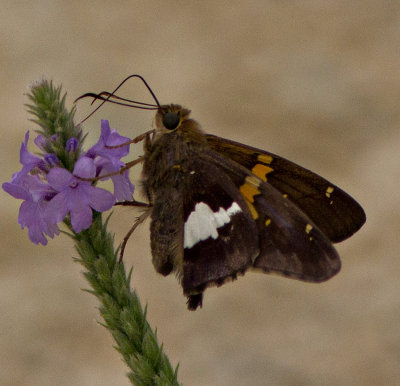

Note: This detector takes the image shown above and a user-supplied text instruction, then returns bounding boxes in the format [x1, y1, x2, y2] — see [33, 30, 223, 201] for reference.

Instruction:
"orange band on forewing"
[251, 164, 273, 181]
[239, 177, 261, 219]
[239, 182, 259, 203]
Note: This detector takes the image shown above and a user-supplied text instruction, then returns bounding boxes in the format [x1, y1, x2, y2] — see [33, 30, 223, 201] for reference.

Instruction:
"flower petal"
[85, 121, 110, 158]
[70, 206, 93, 233]
[2, 181, 30, 200]
[107, 129, 125, 145]
[101, 119, 111, 138]
[43, 220, 60, 239]
[111, 172, 134, 201]
[87, 186, 115, 212]
[18, 199, 58, 245]
[27, 225, 48, 245]
[73, 156, 96, 179]
[19, 131, 45, 170]
[24, 175, 55, 202]
[68, 184, 90, 210]
[47, 167, 74, 191]
[87, 120, 131, 160]
[45, 191, 69, 223]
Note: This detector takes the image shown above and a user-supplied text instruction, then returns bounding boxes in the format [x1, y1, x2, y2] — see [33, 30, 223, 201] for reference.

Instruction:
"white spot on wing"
[184, 202, 241, 248]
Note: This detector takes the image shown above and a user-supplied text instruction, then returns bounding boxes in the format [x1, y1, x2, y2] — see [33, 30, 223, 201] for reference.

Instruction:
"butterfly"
[79, 75, 366, 310]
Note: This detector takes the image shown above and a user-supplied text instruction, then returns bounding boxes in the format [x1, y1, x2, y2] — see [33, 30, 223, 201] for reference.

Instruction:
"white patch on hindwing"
[184, 202, 242, 248]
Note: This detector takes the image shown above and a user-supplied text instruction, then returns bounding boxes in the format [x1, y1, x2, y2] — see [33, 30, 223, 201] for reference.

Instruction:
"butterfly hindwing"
[206, 134, 366, 243]
[243, 175, 341, 281]
[179, 157, 259, 309]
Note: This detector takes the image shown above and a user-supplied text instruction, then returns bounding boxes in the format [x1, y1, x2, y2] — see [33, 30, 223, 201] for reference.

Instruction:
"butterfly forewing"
[206, 134, 366, 243]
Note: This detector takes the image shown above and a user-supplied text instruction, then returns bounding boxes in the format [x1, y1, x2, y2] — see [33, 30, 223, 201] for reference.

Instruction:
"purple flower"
[4, 121, 133, 246]
[16, 131, 48, 181]
[95, 157, 134, 201]
[2, 132, 61, 244]
[87, 120, 130, 161]
[3, 174, 59, 245]
[46, 156, 115, 233]
[86, 120, 134, 201]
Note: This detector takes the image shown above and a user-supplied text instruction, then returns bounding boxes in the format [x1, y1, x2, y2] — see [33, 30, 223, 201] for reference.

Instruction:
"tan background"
[1, 1, 399, 385]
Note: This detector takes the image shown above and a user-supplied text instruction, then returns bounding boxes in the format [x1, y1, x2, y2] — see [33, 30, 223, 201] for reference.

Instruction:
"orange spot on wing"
[239, 177, 261, 219]
[251, 164, 273, 181]
[258, 154, 273, 164]
[246, 201, 259, 219]
[239, 182, 260, 203]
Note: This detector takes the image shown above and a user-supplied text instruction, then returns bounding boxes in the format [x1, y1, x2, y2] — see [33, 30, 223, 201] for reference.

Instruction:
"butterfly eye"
[162, 112, 180, 131]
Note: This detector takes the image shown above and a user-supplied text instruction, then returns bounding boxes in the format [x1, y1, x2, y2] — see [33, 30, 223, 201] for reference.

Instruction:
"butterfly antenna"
[75, 74, 161, 125]
[95, 91, 157, 107]
[76, 92, 159, 110]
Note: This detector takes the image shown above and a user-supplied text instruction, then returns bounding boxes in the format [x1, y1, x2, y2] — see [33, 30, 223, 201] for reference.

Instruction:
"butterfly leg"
[76, 156, 145, 183]
[118, 207, 151, 263]
[115, 199, 151, 208]
[105, 129, 155, 149]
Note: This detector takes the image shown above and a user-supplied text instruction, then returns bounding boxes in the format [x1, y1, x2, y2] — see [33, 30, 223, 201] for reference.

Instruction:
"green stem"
[72, 214, 180, 385]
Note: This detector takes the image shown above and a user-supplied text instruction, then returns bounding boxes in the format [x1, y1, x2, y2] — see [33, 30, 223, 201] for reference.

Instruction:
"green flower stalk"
[27, 79, 84, 171]
[74, 214, 180, 385]
[4, 79, 180, 385]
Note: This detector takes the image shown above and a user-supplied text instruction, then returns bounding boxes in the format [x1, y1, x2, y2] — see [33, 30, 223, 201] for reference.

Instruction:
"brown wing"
[206, 134, 366, 243]
[198, 149, 341, 284]
[181, 156, 259, 309]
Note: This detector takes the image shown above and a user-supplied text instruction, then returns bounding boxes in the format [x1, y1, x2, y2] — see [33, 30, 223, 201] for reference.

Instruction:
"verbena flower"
[3, 121, 133, 243]
[46, 156, 115, 233]
[86, 120, 134, 201]
[18, 131, 48, 180]
[3, 174, 59, 245]
[95, 157, 134, 202]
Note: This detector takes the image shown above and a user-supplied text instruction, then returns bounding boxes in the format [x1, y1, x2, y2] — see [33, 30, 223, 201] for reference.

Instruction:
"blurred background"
[1, 1, 399, 385]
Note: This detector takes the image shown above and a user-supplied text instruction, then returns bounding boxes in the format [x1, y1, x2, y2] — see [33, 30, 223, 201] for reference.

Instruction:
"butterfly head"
[155, 104, 192, 134]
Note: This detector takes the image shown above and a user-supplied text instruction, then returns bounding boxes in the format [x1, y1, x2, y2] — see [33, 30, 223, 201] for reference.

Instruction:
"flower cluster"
[3, 120, 134, 245]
